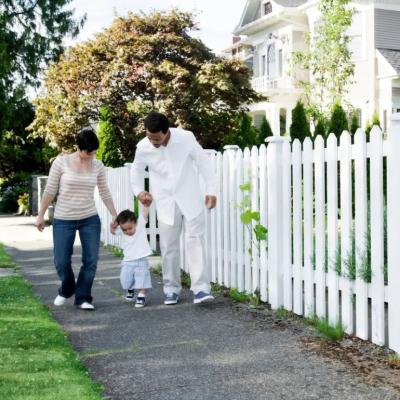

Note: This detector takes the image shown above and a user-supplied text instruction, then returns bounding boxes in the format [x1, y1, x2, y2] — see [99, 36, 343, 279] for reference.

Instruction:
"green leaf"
[240, 209, 253, 225]
[251, 211, 260, 221]
[239, 182, 251, 192]
[242, 195, 250, 207]
[253, 224, 268, 241]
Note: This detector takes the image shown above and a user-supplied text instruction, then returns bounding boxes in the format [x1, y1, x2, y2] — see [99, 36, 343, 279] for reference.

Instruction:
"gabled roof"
[378, 48, 400, 74]
[274, 0, 307, 6]
[235, 0, 307, 33]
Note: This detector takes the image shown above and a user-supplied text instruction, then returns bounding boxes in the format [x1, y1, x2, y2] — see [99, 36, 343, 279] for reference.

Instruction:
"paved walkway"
[1, 215, 400, 400]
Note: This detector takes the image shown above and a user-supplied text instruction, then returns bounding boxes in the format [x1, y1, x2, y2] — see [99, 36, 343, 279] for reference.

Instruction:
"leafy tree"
[97, 106, 124, 167]
[328, 102, 348, 138]
[0, 0, 85, 131]
[0, 92, 56, 176]
[314, 117, 326, 139]
[290, 101, 310, 142]
[257, 116, 273, 144]
[222, 114, 258, 149]
[292, 0, 355, 117]
[29, 10, 263, 157]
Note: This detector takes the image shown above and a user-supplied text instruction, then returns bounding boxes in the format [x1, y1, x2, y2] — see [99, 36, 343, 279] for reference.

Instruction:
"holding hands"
[137, 191, 153, 207]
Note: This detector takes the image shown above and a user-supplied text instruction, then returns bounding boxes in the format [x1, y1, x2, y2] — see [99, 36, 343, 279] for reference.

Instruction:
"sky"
[67, 0, 247, 54]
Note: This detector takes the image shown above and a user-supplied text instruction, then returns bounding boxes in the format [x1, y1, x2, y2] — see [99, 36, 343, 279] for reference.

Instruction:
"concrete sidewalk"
[1, 215, 399, 400]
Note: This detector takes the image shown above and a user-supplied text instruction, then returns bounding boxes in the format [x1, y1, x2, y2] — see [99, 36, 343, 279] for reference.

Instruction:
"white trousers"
[158, 205, 210, 295]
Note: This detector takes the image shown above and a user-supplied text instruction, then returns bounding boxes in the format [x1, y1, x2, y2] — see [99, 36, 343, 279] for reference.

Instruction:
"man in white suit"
[130, 112, 217, 304]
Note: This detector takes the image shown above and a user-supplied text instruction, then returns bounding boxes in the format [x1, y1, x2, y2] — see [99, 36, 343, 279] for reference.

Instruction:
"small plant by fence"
[96, 116, 400, 353]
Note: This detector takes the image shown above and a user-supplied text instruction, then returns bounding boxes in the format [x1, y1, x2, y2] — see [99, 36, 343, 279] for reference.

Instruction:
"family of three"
[36, 111, 217, 310]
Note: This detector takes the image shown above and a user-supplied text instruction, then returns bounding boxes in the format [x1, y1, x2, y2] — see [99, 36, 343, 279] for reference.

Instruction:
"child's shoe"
[125, 289, 134, 301]
[135, 296, 146, 308]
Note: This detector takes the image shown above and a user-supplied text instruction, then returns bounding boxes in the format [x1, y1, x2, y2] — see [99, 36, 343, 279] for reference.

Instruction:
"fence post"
[387, 114, 400, 353]
[266, 136, 290, 309]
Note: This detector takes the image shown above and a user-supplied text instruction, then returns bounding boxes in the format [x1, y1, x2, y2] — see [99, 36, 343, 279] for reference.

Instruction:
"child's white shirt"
[115, 215, 152, 261]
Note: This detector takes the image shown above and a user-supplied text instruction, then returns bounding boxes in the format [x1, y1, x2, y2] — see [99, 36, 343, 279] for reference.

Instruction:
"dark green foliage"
[223, 114, 258, 149]
[0, 172, 30, 213]
[314, 118, 326, 139]
[350, 113, 359, 135]
[257, 116, 273, 144]
[0, 0, 85, 107]
[365, 112, 380, 137]
[328, 102, 348, 138]
[0, 93, 56, 177]
[290, 101, 311, 142]
[96, 106, 124, 167]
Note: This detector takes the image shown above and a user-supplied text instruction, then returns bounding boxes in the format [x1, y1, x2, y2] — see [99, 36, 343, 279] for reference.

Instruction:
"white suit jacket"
[130, 128, 217, 225]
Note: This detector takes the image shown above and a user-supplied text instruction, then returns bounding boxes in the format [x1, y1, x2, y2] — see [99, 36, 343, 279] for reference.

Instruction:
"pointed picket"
[292, 139, 303, 315]
[282, 139, 292, 311]
[216, 152, 224, 284]
[327, 133, 339, 325]
[251, 146, 260, 293]
[303, 137, 314, 317]
[339, 131, 354, 334]
[243, 148, 252, 293]
[236, 149, 245, 292]
[354, 128, 369, 340]
[259, 144, 268, 302]
[370, 126, 385, 345]
[314, 135, 326, 319]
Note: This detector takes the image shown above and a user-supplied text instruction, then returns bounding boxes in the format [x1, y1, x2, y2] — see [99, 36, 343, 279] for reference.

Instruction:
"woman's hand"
[137, 191, 153, 207]
[35, 216, 45, 231]
[110, 216, 118, 233]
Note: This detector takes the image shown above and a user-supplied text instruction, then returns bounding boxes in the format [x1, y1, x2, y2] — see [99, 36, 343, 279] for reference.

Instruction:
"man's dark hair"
[76, 127, 99, 152]
[116, 209, 137, 225]
[144, 111, 169, 134]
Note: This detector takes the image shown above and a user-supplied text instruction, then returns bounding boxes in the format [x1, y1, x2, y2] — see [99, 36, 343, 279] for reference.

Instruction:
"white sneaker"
[54, 295, 67, 306]
[77, 302, 95, 310]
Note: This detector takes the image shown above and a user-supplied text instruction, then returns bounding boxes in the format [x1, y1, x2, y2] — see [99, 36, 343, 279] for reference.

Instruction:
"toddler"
[112, 206, 152, 307]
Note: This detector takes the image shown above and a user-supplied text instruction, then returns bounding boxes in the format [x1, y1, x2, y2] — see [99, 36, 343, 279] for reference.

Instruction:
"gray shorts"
[120, 257, 152, 290]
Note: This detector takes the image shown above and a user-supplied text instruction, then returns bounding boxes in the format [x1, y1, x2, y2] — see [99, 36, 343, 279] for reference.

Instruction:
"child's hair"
[116, 209, 137, 225]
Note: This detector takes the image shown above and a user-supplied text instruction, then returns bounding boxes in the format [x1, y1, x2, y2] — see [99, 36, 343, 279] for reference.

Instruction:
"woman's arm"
[36, 194, 55, 231]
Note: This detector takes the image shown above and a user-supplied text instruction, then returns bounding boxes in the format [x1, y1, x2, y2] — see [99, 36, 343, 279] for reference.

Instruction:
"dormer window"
[264, 2, 272, 15]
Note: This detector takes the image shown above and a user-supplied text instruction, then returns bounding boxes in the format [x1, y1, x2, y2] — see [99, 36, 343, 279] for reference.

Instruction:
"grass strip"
[0, 246, 102, 400]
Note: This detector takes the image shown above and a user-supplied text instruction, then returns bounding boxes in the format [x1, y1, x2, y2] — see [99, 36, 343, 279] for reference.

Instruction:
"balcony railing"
[251, 76, 293, 92]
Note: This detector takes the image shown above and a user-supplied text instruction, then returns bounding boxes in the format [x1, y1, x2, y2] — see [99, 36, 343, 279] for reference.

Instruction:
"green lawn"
[0, 246, 102, 400]
[0, 243, 15, 269]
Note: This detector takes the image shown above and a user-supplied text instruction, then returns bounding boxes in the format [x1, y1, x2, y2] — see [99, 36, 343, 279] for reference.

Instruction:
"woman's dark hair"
[116, 209, 137, 225]
[76, 127, 99, 152]
[144, 111, 169, 134]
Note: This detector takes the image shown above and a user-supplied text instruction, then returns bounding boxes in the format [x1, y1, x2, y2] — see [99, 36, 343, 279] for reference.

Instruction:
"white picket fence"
[95, 118, 400, 353]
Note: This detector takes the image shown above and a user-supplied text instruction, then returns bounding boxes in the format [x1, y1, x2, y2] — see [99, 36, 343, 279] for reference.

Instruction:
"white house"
[223, 0, 400, 135]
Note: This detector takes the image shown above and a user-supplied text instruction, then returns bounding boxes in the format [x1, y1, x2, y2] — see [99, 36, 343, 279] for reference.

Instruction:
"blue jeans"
[52, 214, 101, 305]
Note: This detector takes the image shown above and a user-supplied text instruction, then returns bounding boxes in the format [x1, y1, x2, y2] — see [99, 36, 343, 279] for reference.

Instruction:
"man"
[130, 111, 217, 305]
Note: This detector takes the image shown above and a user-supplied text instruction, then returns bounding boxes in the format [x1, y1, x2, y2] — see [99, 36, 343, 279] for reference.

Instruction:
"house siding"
[375, 9, 400, 51]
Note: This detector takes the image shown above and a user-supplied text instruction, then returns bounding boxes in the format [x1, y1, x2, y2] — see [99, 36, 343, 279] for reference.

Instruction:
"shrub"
[0, 173, 29, 213]
[328, 102, 348, 139]
[314, 118, 326, 139]
[290, 101, 310, 142]
[257, 116, 273, 144]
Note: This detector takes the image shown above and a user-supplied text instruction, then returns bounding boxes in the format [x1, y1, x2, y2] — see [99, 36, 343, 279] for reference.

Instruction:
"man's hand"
[205, 195, 217, 209]
[137, 191, 153, 207]
[35, 216, 45, 231]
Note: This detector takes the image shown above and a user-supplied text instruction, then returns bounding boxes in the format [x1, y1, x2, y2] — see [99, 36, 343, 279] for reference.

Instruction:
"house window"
[267, 44, 276, 79]
[261, 55, 266, 76]
[347, 11, 363, 61]
[278, 49, 283, 77]
[264, 2, 272, 15]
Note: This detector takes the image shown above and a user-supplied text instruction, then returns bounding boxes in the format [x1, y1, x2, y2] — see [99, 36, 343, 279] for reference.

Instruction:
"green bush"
[328, 102, 348, 139]
[0, 173, 29, 213]
[257, 116, 273, 144]
[290, 101, 311, 142]
[314, 118, 326, 139]
[97, 106, 124, 167]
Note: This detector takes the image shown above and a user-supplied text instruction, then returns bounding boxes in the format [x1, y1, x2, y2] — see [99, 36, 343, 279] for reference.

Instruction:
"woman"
[36, 127, 118, 310]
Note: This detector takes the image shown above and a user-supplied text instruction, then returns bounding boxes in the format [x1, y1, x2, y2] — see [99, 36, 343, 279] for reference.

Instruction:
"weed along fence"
[95, 119, 400, 353]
